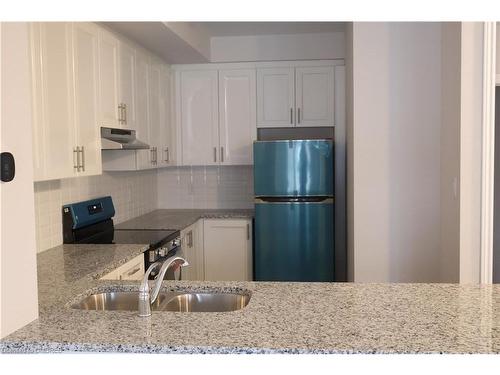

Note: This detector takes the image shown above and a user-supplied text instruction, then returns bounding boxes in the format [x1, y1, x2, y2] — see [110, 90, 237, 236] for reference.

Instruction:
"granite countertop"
[1, 240, 500, 353]
[115, 209, 254, 231]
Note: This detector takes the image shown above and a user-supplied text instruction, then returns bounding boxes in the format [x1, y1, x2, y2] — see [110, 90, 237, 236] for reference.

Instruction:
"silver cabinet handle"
[150, 148, 153, 165]
[126, 267, 141, 276]
[76, 146, 82, 172]
[290, 108, 293, 124]
[118, 104, 123, 124]
[73, 147, 79, 171]
[220, 147, 224, 163]
[123, 103, 127, 125]
[298, 108, 301, 124]
[213, 147, 217, 163]
[155, 147, 158, 164]
[80, 146, 85, 172]
[187, 230, 193, 248]
[164, 147, 169, 163]
[247, 223, 250, 240]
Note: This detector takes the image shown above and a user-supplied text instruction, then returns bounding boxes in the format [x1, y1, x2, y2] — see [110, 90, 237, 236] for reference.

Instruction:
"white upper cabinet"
[159, 64, 174, 166]
[71, 22, 101, 177]
[148, 57, 162, 168]
[30, 23, 75, 181]
[257, 64, 336, 128]
[97, 28, 120, 129]
[295, 66, 335, 127]
[180, 70, 219, 166]
[135, 48, 152, 169]
[256, 67, 295, 128]
[218, 68, 257, 165]
[118, 41, 136, 130]
[30, 22, 102, 181]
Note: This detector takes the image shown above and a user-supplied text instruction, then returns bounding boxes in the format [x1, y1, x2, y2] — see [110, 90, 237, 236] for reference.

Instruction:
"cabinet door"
[180, 70, 219, 166]
[97, 28, 120, 128]
[159, 64, 174, 166]
[203, 219, 252, 281]
[218, 69, 257, 165]
[256, 67, 294, 128]
[148, 57, 162, 169]
[118, 41, 136, 130]
[31, 23, 76, 181]
[180, 220, 204, 280]
[295, 66, 335, 127]
[135, 49, 152, 169]
[100, 253, 144, 281]
[72, 22, 101, 177]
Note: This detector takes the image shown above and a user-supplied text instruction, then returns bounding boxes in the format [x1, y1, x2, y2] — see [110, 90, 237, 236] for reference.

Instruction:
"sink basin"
[163, 293, 250, 312]
[71, 291, 250, 312]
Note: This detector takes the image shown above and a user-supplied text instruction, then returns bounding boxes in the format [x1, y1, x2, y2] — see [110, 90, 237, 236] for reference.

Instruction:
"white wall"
[33, 170, 158, 253]
[497, 22, 500, 75]
[349, 22, 443, 283]
[210, 32, 345, 63]
[0, 22, 39, 338]
[345, 23, 355, 282]
[157, 166, 253, 209]
[440, 23, 461, 283]
[459, 23, 484, 284]
[164, 22, 211, 61]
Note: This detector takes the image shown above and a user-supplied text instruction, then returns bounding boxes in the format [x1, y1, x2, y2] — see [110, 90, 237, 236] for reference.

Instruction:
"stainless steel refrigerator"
[253, 139, 334, 281]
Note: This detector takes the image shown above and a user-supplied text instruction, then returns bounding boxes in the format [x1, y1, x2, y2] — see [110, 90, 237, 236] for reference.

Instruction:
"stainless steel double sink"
[71, 291, 250, 312]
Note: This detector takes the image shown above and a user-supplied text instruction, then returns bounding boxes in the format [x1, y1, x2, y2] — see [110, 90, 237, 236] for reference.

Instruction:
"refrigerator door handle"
[255, 197, 334, 204]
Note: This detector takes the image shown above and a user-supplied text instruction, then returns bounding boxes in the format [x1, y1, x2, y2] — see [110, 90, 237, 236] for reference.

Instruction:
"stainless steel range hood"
[101, 127, 150, 150]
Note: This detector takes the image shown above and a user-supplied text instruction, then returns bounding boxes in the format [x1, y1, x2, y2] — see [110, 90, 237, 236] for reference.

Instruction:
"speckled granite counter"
[1, 239, 500, 353]
[115, 209, 254, 231]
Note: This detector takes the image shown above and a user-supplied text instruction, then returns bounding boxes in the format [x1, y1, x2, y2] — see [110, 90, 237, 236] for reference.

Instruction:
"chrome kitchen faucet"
[138, 256, 189, 317]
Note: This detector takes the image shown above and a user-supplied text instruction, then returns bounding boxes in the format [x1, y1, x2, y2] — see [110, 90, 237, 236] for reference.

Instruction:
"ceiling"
[185, 22, 347, 37]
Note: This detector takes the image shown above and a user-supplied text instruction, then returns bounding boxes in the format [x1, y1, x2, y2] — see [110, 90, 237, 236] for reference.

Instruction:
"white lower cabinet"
[100, 253, 145, 281]
[203, 219, 252, 281]
[180, 220, 205, 281]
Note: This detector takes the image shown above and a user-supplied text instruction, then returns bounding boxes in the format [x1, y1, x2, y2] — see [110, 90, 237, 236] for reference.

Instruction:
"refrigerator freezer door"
[253, 140, 333, 197]
[254, 200, 334, 281]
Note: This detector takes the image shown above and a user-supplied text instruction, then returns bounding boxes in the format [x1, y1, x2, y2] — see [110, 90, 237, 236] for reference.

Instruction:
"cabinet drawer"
[100, 253, 145, 281]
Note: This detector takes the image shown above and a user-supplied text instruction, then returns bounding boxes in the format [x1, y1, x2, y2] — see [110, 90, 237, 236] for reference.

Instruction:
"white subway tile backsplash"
[34, 166, 253, 253]
[34, 170, 158, 253]
[157, 166, 254, 210]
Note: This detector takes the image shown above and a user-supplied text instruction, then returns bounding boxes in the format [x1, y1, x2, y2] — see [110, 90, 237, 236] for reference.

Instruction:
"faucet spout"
[138, 255, 189, 317]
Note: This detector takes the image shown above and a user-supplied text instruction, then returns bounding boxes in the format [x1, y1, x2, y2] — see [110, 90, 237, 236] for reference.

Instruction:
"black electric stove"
[62, 197, 182, 279]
